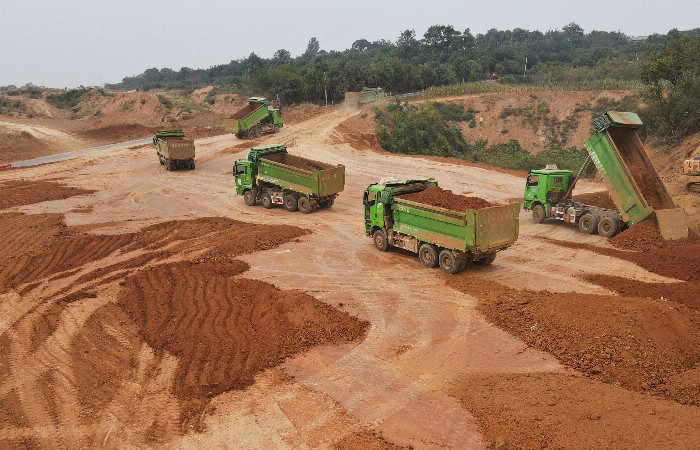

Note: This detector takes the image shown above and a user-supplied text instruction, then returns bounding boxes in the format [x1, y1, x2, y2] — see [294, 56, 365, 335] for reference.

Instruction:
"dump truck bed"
[224, 103, 269, 133]
[391, 197, 520, 254]
[585, 111, 686, 239]
[257, 152, 345, 197]
[157, 137, 195, 160]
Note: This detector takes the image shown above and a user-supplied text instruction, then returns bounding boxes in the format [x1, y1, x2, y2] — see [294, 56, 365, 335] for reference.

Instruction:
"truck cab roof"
[528, 169, 574, 176]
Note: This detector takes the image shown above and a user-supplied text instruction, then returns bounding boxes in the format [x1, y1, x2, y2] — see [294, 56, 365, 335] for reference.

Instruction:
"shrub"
[46, 88, 89, 109]
[157, 95, 173, 109]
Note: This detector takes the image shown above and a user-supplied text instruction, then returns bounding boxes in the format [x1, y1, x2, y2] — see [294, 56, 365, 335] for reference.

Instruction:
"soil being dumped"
[573, 191, 617, 210]
[399, 186, 494, 211]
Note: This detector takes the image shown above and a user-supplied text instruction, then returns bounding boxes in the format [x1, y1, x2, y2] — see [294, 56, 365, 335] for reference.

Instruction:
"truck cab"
[522, 168, 574, 218]
[363, 178, 437, 236]
[233, 159, 254, 195]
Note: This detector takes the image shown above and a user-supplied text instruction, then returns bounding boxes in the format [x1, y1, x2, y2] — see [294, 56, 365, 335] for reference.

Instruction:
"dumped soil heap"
[399, 186, 494, 211]
[0, 209, 372, 447]
[448, 276, 700, 405]
[0, 180, 95, 210]
[118, 262, 369, 427]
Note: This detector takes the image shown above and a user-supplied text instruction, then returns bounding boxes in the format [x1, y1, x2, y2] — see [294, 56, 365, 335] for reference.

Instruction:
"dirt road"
[1, 106, 698, 448]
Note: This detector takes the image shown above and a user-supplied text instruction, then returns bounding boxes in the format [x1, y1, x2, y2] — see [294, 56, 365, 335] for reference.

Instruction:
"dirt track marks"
[118, 261, 369, 427]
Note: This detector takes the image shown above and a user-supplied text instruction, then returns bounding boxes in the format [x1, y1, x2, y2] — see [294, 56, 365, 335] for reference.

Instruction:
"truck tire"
[189, 161, 195, 170]
[418, 243, 439, 268]
[254, 126, 261, 138]
[320, 198, 334, 208]
[261, 193, 273, 209]
[298, 196, 313, 214]
[373, 229, 389, 251]
[243, 190, 256, 206]
[532, 204, 546, 223]
[283, 194, 298, 211]
[236, 133, 244, 139]
[473, 251, 497, 266]
[438, 249, 460, 274]
[158, 154, 165, 165]
[272, 124, 280, 133]
[598, 216, 619, 238]
[578, 213, 598, 234]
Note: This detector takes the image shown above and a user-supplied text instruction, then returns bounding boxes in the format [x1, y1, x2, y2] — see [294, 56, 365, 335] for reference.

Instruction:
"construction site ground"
[1, 100, 699, 449]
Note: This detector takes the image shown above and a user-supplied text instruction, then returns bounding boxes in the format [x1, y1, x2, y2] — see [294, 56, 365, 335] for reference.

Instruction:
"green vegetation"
[375, 101, 473, 157]
[106, 25, 698, 106]
[640, 35, 700, 140]
[157, 95, 173, 109]
[0, 96, 24, 114]
[46, 88, 90, 109]
[374, 100, 594, 176]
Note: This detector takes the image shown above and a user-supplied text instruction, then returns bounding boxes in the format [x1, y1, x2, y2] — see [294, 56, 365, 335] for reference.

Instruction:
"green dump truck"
[364, 178, 520, 274]
[224, 97, 283, 139]
[233, 144, 345, 213]
[523, 111, 687, 239]
[153, 129, 195, 171]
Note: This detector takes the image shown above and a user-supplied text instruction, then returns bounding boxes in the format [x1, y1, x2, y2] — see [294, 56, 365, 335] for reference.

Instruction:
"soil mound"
[400, 186, 494, 211]
[610, 215, 700, 252]
[118, 262, 369, 426]
[0, 180, 94, 210]
[448, 276, 700, 404]
[450, 373, 700, 449]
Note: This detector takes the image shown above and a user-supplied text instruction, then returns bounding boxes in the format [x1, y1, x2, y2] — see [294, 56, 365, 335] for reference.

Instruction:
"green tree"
[640, 35, 700, 138]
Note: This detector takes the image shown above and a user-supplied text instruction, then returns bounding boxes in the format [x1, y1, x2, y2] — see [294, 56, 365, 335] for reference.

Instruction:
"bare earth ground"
[1, 101, 699, 448]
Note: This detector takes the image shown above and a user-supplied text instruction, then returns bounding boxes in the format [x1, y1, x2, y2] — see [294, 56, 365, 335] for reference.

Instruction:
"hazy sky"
[1, 0, 698, 88]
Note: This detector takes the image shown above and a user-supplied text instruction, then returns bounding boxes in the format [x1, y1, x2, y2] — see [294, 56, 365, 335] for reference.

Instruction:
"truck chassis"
[532, 201, 625, 237]
[243, 181, 336, 214]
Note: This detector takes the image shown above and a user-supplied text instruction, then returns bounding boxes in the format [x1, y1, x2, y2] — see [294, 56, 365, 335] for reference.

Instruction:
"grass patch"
[46, 88, 90, 109]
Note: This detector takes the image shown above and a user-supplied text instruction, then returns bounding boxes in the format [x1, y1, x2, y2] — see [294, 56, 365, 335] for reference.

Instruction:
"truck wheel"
[236, 133, 243, 139]
[532, 204, 546, 223]
[320, 198, 334, 208]
[298, 196, 313, 214]
[438, 249, 460, 274]
[272, 124, 279, 133]
[598, 216, 619, 238]
[261, 193, 273, 209]
[189, 161, 195, 170]
[578, 213, 598, 234]
[158, 154, 165, 165]
[254, 127, 261, 138]
[283, 194, 298, 211]
[373, 229, 389, 251]
[243, 190, 256, 206]
[473, 252, 497, 266]
[418, 243, 439, 268]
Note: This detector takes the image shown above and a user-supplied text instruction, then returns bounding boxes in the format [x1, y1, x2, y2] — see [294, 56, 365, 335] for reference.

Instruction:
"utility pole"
[524, 54, 528, 77]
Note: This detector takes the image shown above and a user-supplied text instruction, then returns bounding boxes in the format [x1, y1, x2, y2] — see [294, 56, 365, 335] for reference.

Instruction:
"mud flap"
[655, 208, 688, 240]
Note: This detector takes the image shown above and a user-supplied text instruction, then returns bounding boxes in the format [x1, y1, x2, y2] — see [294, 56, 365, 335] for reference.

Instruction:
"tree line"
[107, 24, 699, 105]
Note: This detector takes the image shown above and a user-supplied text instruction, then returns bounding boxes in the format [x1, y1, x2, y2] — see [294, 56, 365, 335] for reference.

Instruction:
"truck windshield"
[526, 175, 539, 186]
[234, 164, 247, 175]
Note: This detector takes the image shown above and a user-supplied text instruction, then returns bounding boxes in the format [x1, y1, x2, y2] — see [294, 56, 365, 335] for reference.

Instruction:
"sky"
[1, 0, 698, 88]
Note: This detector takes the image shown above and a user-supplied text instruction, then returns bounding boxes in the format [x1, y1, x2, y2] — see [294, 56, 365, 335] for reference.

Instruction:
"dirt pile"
[450, 372, 700, 449]
[0, 209, 371, 447]
[573, 191, 616, 210]
[448, 276, 700, 405]
[118, 262, 369, 427]
[400, 186, 494, 211]
[610, 215, 700, 252]
[0, 180, 94, 210]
